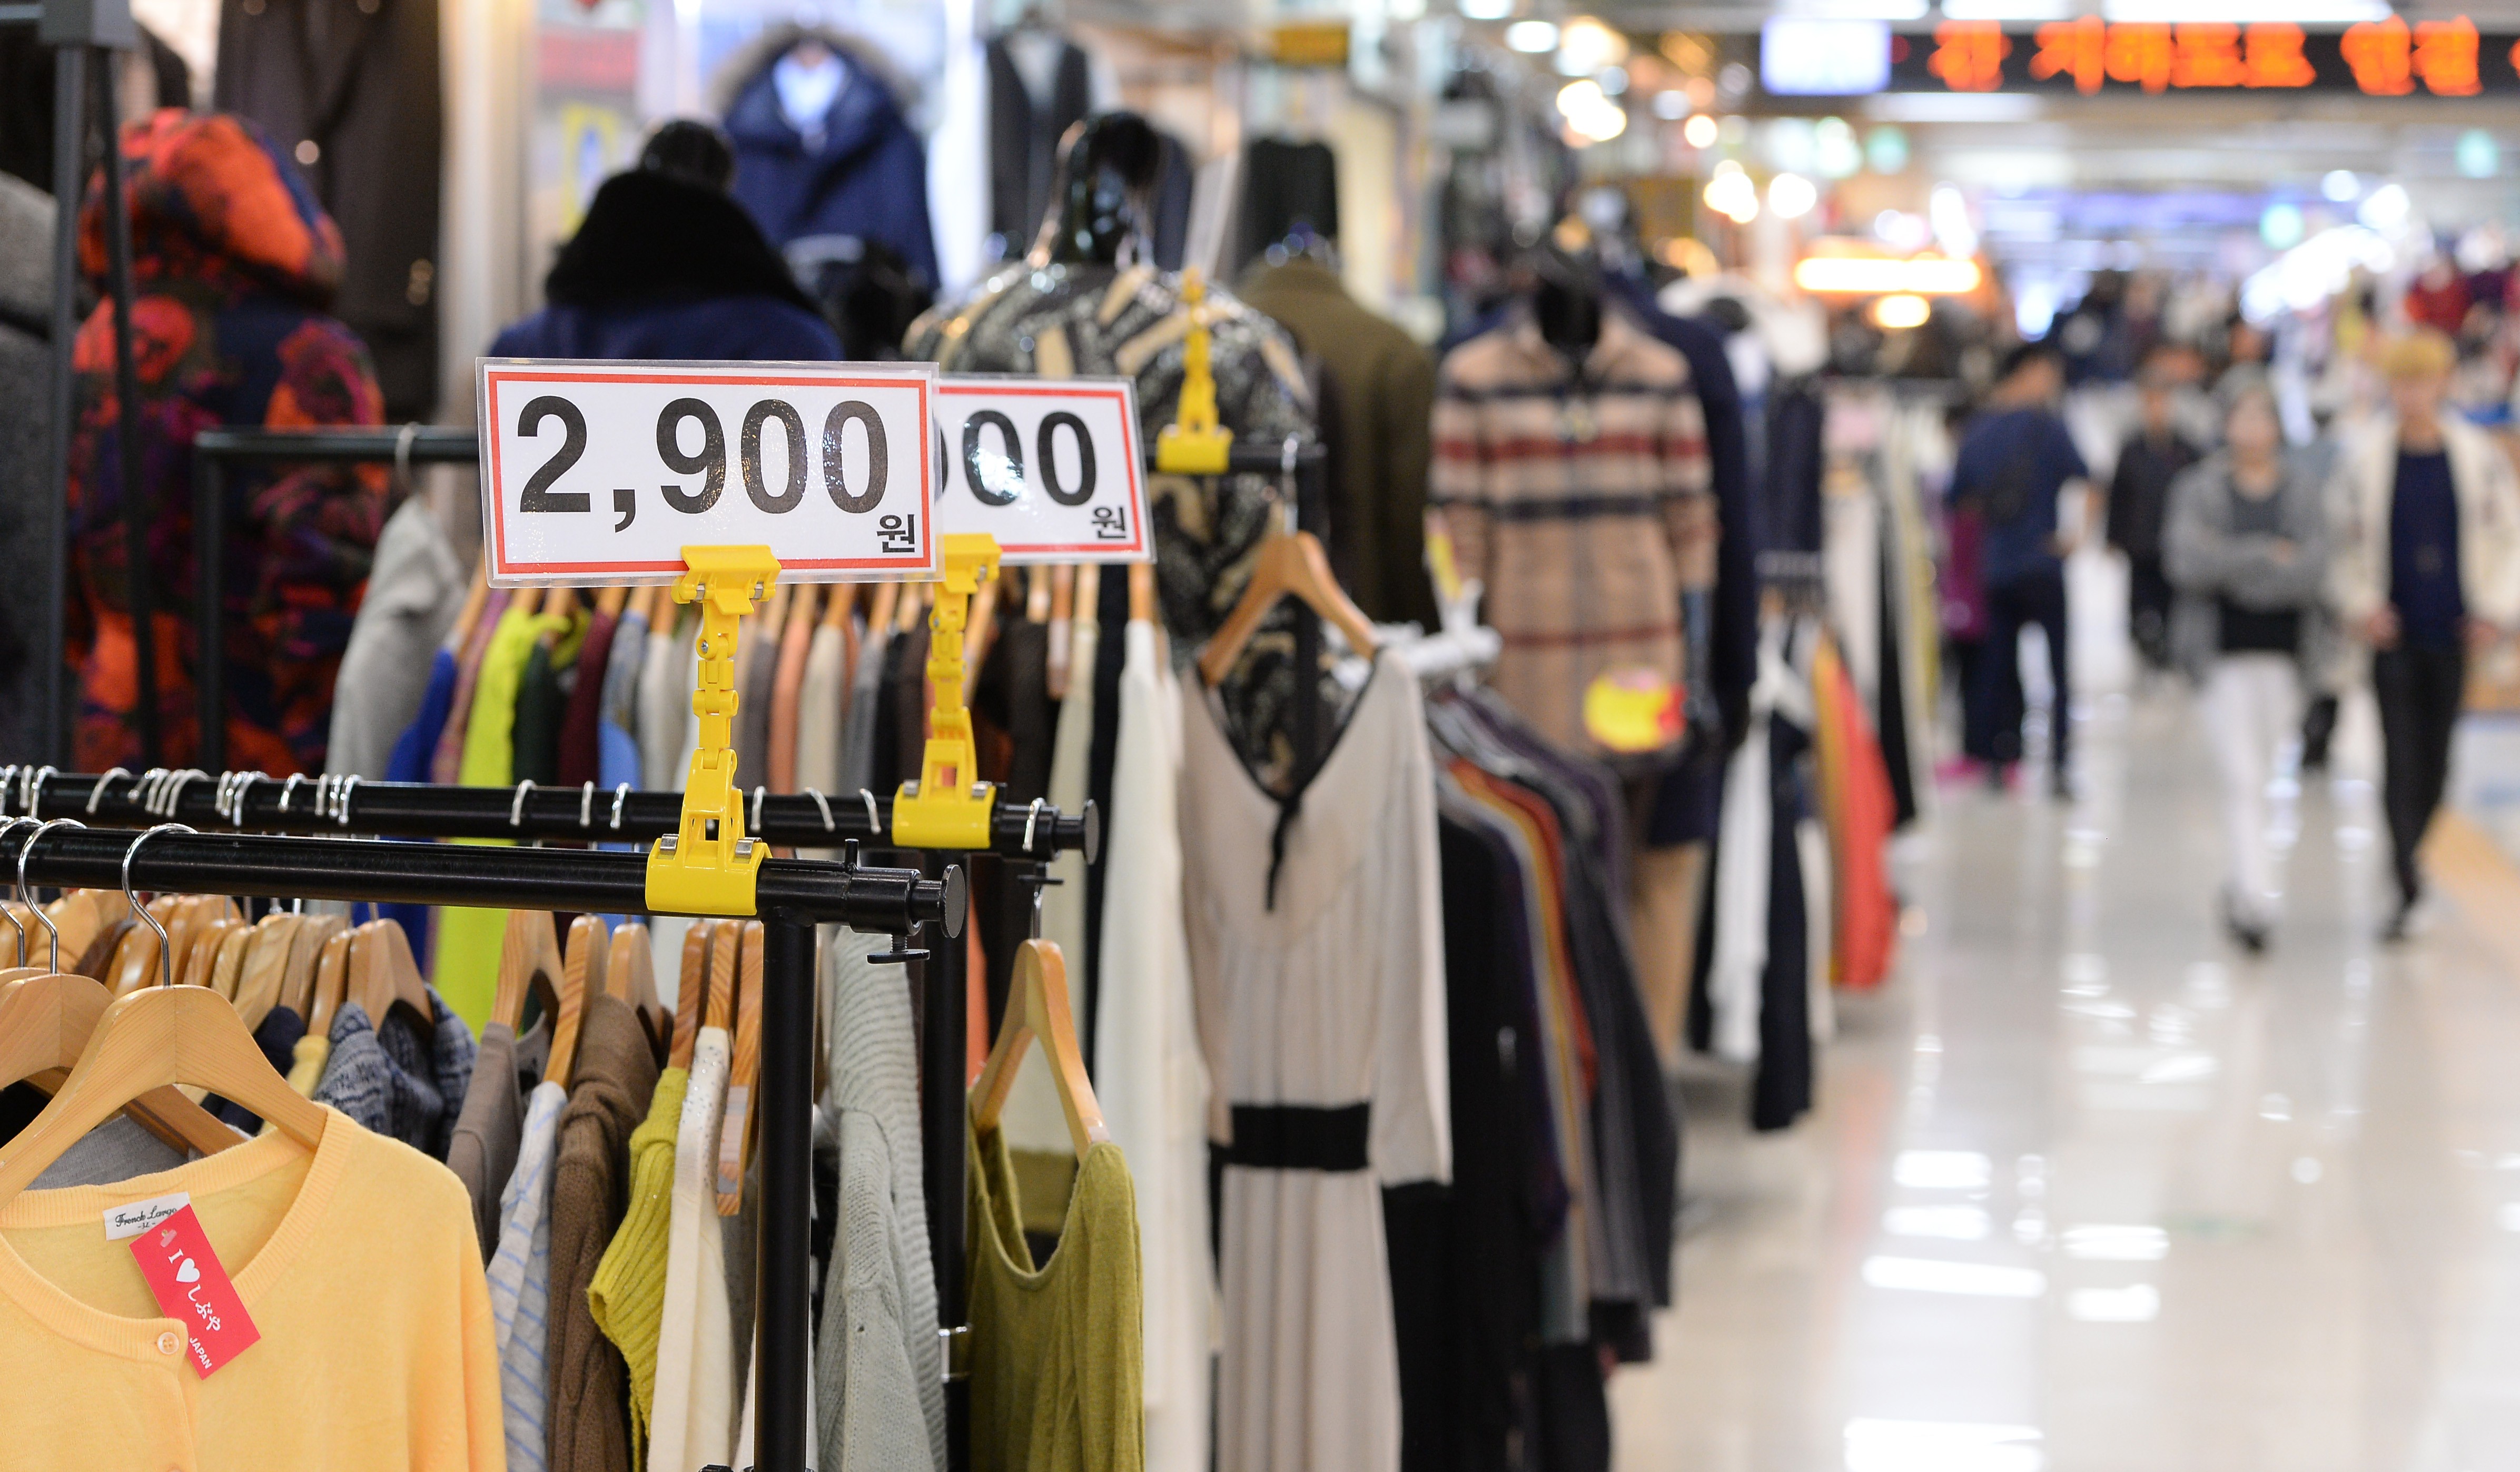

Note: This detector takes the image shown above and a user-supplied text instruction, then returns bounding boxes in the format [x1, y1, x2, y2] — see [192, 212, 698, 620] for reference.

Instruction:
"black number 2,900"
[516, 393, 889, 521]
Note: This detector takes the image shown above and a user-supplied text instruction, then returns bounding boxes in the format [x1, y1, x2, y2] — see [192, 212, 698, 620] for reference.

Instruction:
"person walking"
[1949, 341, 2092, 797]
[2328, 329, 2520, 940]
[2163, 374, 2333, 952]
[2109, 350, 2202, 674]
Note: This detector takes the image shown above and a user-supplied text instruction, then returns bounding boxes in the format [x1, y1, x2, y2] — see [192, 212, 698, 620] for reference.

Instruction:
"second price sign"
[930, 376, 1150, 565]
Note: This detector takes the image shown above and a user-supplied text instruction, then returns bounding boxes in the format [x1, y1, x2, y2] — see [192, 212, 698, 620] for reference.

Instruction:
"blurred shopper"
[488, 120, 840, 362]
[67, 111, 386, 772]
[2165, 374, 2333, 952]
[1949, 342, 2090, 796]
[2108, 351, 2202, 674]
[2329, 330, 2520, 940]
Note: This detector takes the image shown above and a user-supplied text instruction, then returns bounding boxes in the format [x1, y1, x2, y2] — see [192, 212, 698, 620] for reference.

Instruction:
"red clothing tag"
[127, 1204, 260, 1377]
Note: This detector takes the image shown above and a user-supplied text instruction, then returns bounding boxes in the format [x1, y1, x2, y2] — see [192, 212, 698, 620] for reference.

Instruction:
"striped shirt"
[490, 1080, 568, 1472]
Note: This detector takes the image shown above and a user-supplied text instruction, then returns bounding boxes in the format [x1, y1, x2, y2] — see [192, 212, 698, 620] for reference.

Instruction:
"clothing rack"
[7, 819, 960, 1472]
[190, 426, 481, 773]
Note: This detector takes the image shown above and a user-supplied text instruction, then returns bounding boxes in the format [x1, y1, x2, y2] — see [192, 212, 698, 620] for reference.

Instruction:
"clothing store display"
[329, 497, 469, 779]
[651, 1024, 735, 1472]
[212, 0, 441, 418]
[966, 1120, 1145, 1472]
[2, 1088, 194, 1185]
[1241, 255, 1440, 629]
[0, 1115, 502, 1469]
[490, 167, 841, 364]
[559, 609, 623, 790]
[435, 588, 512, 786]
[736, 608, 781, 794]
[513, 639, 565, 788]
[1092, 618, 1211, 1472]
[816, 931, 945, 1471]
[310, 991, 476, 1156]
[547, 995, 661, 1472]
[717, 27, 940, 291]
[436, 602, 568, 1024]
[987, 31, 1094, 249]
[1430, 310, 1716, 758]
[588, 1063, 689, 1464]
[66, 111, 387, 772]
[1181, 649, 1449, 1472]
[449, 1019, 551, 1260]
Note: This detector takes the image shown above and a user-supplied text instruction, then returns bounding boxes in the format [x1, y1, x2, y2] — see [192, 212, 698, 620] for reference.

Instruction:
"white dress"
[1096, 619, 1212, 1472]
[1179, 649, 1451, 1472]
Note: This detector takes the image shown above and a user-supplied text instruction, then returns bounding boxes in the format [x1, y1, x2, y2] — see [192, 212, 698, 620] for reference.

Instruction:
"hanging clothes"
[489, 1079, 569, 1472]
[309, 989, 475, 1156]
[1430, 309, 1716, 760]
[212, 0, 442, 418]
[558, 605, 622, 790]
[588, 1060, 689, 1463]
[1811, 636, 1899, 990]
[1094, 617, 1213, 1472]
[650, 1022, 735, 1472]
[449, 1016, 552, 1260]
[434, 601, 567, 1026]
[716, 27, 940, 292]
[434, 587, 512, 785]
[1180, 650, 1450, 1472]
[328, 496, 468, 779]
[986, 30, 1094, 250]
[547, 995, 661, 1472]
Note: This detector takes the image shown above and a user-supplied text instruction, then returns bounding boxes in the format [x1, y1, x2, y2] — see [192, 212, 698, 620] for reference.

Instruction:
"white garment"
[796, 623, 849, 858]
[2205, 653, 2300, 927]
[837, 624, 891, 795]
[773, 48, 848, 139]
[1096, 619, 1212, 1472]
[640, 613, 690, 792]
[488, 1080, 567, 1472]
[651, 1026, 735, 1472]
[1708, 725, 1770, 1064]
[1181, 649, 1450, 1472]
[326, 496, 468, 779]
[814, 930, 945, 1470]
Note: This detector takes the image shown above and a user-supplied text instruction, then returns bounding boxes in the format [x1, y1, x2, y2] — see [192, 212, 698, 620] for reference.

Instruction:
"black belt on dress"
[1225, 1102, 1371, 1172]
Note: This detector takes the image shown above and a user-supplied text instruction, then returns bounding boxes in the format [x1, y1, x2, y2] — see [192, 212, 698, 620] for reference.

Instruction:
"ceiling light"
[2458, 130, 2500, 180]
[2320, 170, 2359, 202]
[1872, 293, 1931, 330]
[1458, 0, 1513, 19]
[1556, 16, 1630, 73]
[2260, 203, 2305, 250]
[1768, 172, 1820, 220]
[1704, 163, 1760, 223]
[1556, 79, 1628, 144]
[2359, 182, 2410, 232]
[1506, 19, 1558, 51]
[1796, 255, 1982, 293]
[1683, 113, 1719, 149]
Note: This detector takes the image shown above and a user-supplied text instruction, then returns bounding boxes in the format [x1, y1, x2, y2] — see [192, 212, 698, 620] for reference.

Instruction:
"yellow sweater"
[0, 1108, 502, 1470]
[589, 1063, 689, 1470]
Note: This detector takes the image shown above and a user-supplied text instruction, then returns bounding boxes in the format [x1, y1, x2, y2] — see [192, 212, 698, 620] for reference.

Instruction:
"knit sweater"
[652, 1028, 736, 1471]
[589, 1064, 690, 1468]
[547, 995, 662, 1472]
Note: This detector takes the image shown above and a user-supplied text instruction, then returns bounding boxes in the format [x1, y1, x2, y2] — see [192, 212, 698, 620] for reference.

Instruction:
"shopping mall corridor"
[1612, 678, 2520, 1472]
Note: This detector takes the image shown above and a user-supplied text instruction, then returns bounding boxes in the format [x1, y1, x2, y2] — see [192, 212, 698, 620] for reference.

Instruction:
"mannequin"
[1029, 112, 1163, 269]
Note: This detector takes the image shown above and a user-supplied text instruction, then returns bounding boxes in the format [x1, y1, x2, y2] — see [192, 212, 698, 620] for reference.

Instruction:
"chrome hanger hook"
[121, 824, 195, 987]
[609, 784, 631, 832]
[510, 779, 536, 828]
[85, 767, 132, 814]
[21, 818, 86, 973]
[22, 765, 57, 819]
[0, 818, 37, 960]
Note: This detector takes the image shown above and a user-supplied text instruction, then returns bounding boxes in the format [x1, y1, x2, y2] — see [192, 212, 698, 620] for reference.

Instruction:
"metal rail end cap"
[942, 863, 968, 940]
[1081, 798, 1101, 866]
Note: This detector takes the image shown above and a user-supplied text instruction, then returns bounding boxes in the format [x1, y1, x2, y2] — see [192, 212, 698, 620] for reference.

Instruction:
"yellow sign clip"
[892, 533, 1003, 850]
[1155, 266, 1233, 476]
[645, 545, 779, 915]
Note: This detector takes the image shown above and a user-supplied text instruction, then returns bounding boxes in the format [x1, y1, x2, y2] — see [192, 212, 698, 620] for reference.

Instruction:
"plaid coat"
[1431, 309, 1714, 758]
[67, 110, 386, 774]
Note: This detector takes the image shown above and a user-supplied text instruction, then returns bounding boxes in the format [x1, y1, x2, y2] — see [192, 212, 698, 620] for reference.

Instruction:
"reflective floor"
[1612, 677, 2520, 1472]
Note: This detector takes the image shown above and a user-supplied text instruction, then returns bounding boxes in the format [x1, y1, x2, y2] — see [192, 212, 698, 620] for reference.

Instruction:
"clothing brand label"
[102, 1190, 193, 1241]
[475, 359, 940, 586]
[128, 1205, 260, 1377]
[932, 377, 1152, 565]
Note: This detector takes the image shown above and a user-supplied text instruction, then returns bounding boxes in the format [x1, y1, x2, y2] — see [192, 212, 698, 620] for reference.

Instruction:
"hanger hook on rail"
[121, 823, 196, 988]
[20, 818, 86, 973]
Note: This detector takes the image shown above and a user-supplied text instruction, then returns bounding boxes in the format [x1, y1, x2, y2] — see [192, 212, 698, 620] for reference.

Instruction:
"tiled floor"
[1611, 680, 2520, 1472]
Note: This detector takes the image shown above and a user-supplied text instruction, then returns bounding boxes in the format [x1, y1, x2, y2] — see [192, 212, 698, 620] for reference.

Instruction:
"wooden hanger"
[182, 911, 243, 990]
[605, 921, 665, 1063]
[716, 920, 764, 1215]
[347, 919, 433, 1034]
[446, 560, 491, 651]
[230, 912, 301, 1032]
[867, 581, 901, 637]
[671, 920, 714, 1069]
[491, 910, 566, 1034]
[542, 914, 607, 1089]
[970, 938, 1108, 1159]
[204, 923, 252, 1001]
[703, 920, 738, 1033]
[0, 983, 328, 1207]
[822, 580, 858, 630]
[787, 582, 821, 636]
[596, 584, 630, 619]
[281, 913, 345, 1021]
[0, 973, 242, 1159]
[45, 891, 111, 964]
[545, 585, 578, 627]
[1126, 560, 1155, 625]
[106, 896, 181, 997]
[70, 917, 131, 982]
[303, 926, 355, 1039]
[1196, 527, 1377, 687]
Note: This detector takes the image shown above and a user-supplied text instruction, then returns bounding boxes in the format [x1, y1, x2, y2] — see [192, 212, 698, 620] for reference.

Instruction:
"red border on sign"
[482, 366, 936, 578]
[934, 380, 1150, 558]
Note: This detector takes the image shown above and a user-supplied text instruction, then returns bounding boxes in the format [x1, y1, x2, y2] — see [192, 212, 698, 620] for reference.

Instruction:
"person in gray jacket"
[2165, 372, 2334, 952]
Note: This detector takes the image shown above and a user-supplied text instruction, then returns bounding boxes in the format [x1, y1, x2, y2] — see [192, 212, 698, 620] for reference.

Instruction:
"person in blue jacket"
[488, 120, 842, 362]
[713, 27, 939, 294]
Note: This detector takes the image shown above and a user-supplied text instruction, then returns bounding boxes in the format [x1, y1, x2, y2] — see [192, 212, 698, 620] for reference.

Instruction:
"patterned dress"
[66, 110, 386, 773]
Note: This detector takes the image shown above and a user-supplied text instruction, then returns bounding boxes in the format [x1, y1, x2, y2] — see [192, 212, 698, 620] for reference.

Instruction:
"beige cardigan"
[2325, 415, 2520, 657]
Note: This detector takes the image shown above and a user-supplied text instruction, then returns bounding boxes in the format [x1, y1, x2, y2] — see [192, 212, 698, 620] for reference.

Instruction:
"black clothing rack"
[6, 819, 959, 1472]
[191, 426, 481, 774]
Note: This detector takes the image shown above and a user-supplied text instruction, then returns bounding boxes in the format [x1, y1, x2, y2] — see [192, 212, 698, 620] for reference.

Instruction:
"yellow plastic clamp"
[891, 533, 1002, 849]
[645, 545, 779, 915]
[1155, 266, 1234, 476]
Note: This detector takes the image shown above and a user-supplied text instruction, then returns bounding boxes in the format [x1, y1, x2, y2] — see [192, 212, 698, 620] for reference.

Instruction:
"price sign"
[476, 359, 938, 585]
[931, 376, 1151, 564]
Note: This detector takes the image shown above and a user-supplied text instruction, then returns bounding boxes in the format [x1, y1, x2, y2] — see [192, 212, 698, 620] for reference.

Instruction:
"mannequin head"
[1032, 113, 1162, 268]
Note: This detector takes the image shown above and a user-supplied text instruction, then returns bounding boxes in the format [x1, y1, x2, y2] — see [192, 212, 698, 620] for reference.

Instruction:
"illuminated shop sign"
[1752, 15, 2518, 95]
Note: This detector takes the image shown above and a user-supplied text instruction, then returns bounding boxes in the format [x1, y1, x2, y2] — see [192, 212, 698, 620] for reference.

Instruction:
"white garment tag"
[103, 1190, 193, 1241]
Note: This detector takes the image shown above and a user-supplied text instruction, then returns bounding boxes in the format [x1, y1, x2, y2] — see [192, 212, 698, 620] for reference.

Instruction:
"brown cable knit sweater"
[546, 994, 660, 1472]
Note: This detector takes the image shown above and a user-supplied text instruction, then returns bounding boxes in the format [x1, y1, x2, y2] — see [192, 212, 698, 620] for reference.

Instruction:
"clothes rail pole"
[191, 426, 481, 772]
[12, 822, 961, 1472]
[21, 770, 1100, 862]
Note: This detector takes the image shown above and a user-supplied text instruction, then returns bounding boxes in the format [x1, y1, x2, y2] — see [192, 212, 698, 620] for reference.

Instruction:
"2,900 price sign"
[476, 360, 938, 585]
[931, 377, 1150, 565]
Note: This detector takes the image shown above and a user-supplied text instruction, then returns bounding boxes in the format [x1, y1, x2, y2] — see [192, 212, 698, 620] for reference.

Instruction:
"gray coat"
[2163, 450, 2337, 685]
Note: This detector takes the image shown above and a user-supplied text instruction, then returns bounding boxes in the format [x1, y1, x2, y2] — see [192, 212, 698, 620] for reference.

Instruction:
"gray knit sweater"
[2162, 450, 2338, 685]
